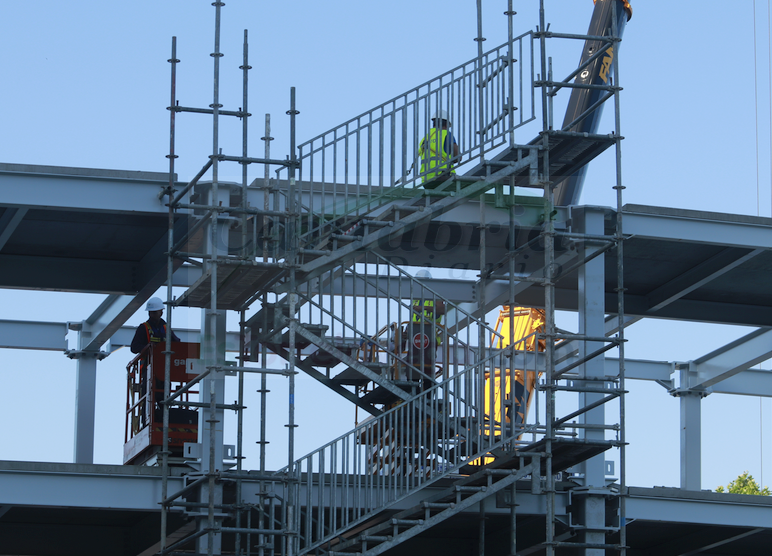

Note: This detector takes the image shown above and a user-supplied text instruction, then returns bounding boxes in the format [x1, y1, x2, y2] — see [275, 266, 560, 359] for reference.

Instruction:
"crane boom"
[554, 0, 633, 206]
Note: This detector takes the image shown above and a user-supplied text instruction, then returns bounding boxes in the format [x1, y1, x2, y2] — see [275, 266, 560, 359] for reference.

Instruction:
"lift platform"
[124, 342, 200, 465]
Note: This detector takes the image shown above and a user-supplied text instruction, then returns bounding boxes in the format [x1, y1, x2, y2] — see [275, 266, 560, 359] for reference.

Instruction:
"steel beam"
[0, 254, 139, 293]
[516, 286, 772, 327]
[108, 326, 241, 353]
[710, 367, 772, 396]
[4, 165, 526, 225]
[622, 207, 772, 250]
[0, 320, 68, 351]
[510, 351, 674, 383]
[626, 487, 772, 528]
[79, 295, 141, 352]
[444, 248, 581, 335]
[688, 328, 772, 390]
[674, 528, 764, 556]
[0, 207, 27, 251]
[0, 319, 240, 353]
[0, 461, 184, 510]
[0, 165, 172, 214]
[645, 248, 764, 312]
[172, 264, 203, 287]
[318, 274, 478, 304]
[16, 313, 772, 396]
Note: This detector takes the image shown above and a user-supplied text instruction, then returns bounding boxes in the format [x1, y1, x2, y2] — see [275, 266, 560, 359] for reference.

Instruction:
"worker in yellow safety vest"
[407, 270, 446, 389]
[418, 110, 460, 189]
[411, 299, 445, 335]
[410, 269, 446, 339]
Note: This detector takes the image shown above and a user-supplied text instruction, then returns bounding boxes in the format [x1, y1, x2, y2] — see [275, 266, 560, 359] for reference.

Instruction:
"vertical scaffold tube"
[160, 34, 179, 554]
[240, 30, 250, 259]
[611, 2, 628, 554]
[538, 3, 556, 555]
[236, 308, 246, 555]
[286, 86, 299, 556]
[475, 0, 486, 159]
[206, 5, 223, 555]
[506, 0, 516, 146]
[263, 114, 272, 262]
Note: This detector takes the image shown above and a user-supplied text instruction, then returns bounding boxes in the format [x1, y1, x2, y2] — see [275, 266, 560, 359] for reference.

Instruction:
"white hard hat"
[145, 297, 164, 311]
[432, 110, 451, 126]
[416, 270, 433, 280]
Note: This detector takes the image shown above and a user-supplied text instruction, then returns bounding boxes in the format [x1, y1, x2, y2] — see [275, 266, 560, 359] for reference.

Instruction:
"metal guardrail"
[285, 341, 536, 555]
[277, 309, 541, 554]
[293, 251, 503, 386]
[294, 34, 535, 249]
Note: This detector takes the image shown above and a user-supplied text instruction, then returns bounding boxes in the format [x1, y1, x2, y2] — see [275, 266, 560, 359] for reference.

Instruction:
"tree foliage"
[716, 471, 771, 495]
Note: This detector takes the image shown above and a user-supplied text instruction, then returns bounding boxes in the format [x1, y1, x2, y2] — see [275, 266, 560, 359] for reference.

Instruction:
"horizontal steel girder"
[0, 320, 240, 353]
[0, 165, 173, 214]
[626, 486, 772, 528]
[622, 208, 772, 250]
[0, 461, 184, 510]
[687, 328, 772, 390]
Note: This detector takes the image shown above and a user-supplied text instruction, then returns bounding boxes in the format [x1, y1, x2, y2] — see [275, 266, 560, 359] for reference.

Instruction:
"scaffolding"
[152, 1, 630, 554]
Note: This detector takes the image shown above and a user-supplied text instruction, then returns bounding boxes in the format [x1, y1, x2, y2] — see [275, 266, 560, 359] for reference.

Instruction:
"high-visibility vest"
[412, 300, 442, 324]
[419, 128, 455, 183]
[144, 321, 168, 344]
[412, 299, 443, 345]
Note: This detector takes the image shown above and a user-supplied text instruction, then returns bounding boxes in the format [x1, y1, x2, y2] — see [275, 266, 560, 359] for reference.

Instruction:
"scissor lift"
[124, 342, 200, 465]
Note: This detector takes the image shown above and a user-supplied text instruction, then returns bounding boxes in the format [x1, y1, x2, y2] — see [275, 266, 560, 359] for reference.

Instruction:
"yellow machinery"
[485, 306, 545, 436]
[470, 306, 545, 466]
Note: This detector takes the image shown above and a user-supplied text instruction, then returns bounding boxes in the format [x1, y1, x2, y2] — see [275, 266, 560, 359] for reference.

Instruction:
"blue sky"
[1, 1, 771, 491]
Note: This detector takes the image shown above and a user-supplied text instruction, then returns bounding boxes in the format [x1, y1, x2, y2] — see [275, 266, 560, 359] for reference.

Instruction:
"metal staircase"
[156, 2, 630, 554]
[286, 356, 545, 555]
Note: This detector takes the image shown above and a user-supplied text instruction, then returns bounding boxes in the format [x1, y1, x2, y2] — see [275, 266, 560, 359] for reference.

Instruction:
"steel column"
[677, 386, 704, 491]
[71, 352, 99, 464]
[576, 208, 608, 556]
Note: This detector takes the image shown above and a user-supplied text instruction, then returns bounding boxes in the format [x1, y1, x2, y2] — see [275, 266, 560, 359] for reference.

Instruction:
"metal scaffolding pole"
[610, 2, 628, 553]
[529, 2, 630, 555]
[154, 3, 301, 554]
[286, 86, 299, 556]
[537, 4, 558, 556]
[160, 33, 179, 554]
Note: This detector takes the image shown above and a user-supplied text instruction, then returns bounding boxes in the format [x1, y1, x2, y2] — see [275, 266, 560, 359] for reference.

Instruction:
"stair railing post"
[475, 0, 486, 160]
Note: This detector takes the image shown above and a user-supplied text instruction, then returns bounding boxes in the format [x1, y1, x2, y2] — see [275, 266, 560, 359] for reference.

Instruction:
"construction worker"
[130, 297, 180, 426]
[130, 297, 180, 354]
[407, 270, 446, 389]
[411, 270, 446, 334]
[418, 110, 460, 189]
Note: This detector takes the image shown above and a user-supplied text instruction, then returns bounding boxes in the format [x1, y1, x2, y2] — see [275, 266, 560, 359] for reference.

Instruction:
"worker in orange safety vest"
[130, 297, 180, 354]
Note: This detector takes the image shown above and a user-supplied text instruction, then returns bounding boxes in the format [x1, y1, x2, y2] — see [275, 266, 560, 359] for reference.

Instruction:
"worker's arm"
[130, 324, 146, 354]
[445, 133, 460, 161]
[435, 300, 446, 316]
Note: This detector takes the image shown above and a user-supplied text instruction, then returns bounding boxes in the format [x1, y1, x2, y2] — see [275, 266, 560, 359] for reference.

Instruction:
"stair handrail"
[280, 337, 539, 554]
[294, 32, 535, 250]
[291, 250, 504, 384]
